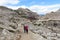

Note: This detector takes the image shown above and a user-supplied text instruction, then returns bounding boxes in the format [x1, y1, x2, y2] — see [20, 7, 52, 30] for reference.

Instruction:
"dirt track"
[20, 31, 33, 40]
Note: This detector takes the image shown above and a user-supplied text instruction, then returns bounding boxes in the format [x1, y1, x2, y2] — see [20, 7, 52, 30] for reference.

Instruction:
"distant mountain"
[16, 8, 39, 20]
[40, 9, 60, 20]
[39, 14, 45, 16]
[0, 6, 13, 11]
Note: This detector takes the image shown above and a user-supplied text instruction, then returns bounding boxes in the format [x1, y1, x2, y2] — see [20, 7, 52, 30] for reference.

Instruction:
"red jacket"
[24, 26, 28, 30]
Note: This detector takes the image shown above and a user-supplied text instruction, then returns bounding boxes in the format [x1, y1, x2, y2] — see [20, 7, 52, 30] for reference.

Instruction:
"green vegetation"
[34, 24, 41, 26]
[14, 10, 19, 13]
[34, 24, 37, 25]
[21, 15, 28, 18]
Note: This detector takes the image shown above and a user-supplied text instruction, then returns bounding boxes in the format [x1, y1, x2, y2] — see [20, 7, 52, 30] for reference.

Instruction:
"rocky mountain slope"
[0, 6, 40, 40]
[0, 6, 60, 40]
[0, 6, 21, 40]
[32, 9, 60, 40]
[14, 8, 39, 21]
[41, 9, 60, 20]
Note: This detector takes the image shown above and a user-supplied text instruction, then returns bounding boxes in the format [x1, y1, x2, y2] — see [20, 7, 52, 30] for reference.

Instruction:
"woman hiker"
[24, 25, 28, 34]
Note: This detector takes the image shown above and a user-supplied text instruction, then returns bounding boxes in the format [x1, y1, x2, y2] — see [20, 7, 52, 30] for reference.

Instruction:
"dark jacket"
[24, 26, 28, 30]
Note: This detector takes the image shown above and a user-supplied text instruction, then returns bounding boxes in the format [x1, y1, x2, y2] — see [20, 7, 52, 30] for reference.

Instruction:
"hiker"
[24, 25, 28, 33]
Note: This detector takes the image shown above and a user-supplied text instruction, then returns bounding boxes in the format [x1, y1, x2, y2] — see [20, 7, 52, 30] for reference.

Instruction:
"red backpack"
[25, 26, 28, 30]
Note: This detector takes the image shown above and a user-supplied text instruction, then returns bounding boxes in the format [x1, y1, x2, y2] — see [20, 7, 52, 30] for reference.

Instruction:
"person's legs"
[24, 28, 28, 34]
[26, 29, 28, 34]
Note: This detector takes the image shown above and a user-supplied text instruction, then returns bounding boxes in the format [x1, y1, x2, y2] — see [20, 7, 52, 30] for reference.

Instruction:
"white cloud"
[28, 4, 60, 14]
[3, 4, 60, 14]
[0, 0, 60, 14]
[0, 0, 20, 5]
[6, 5, 28, 10]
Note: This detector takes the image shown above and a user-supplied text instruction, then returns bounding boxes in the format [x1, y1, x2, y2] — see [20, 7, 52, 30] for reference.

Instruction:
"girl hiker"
[24, 25, 28, 34]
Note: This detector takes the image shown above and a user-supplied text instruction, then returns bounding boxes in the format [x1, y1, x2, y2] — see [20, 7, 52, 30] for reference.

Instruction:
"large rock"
[17, 8, 39, 20]
[0, 6, 22, 40]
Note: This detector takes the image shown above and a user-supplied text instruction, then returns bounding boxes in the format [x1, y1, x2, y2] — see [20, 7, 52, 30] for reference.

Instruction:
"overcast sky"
[0, 0, 60, 14]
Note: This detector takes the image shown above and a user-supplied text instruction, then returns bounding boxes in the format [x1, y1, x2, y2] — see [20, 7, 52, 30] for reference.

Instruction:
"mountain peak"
[0, 6, 13, 11]
[0, 6, 8, 9]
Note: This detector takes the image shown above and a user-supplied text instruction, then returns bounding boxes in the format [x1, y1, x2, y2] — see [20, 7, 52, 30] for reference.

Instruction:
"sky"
[0, 0, 60, 14]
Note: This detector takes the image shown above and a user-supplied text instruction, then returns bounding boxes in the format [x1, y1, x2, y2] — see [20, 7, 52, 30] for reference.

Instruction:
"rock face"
[17, 8, 39, 20]
[0, 6, 22, 40]
[31, 9, 60, 40]
[1, 6, 60, 40]
[0, 6, 40, 40]
[0, 6, 32, 40]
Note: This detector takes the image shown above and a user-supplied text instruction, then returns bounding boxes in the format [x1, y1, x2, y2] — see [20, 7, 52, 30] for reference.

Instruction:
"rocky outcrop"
[0, 6, 22, 40]
[31, 9, 60, 40]
[0, 6, 40, 40]
[17, 8, 39, 20]
[1, 6, 60, 40]
[0, 6, 30, 40]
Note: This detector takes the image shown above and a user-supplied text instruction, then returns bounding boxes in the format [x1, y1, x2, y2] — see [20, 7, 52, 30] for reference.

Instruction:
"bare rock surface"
[0, 6, 60, 40]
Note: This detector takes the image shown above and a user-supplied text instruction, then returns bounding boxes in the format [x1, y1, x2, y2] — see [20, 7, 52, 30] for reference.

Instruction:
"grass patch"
[21, 15, 28, 18]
